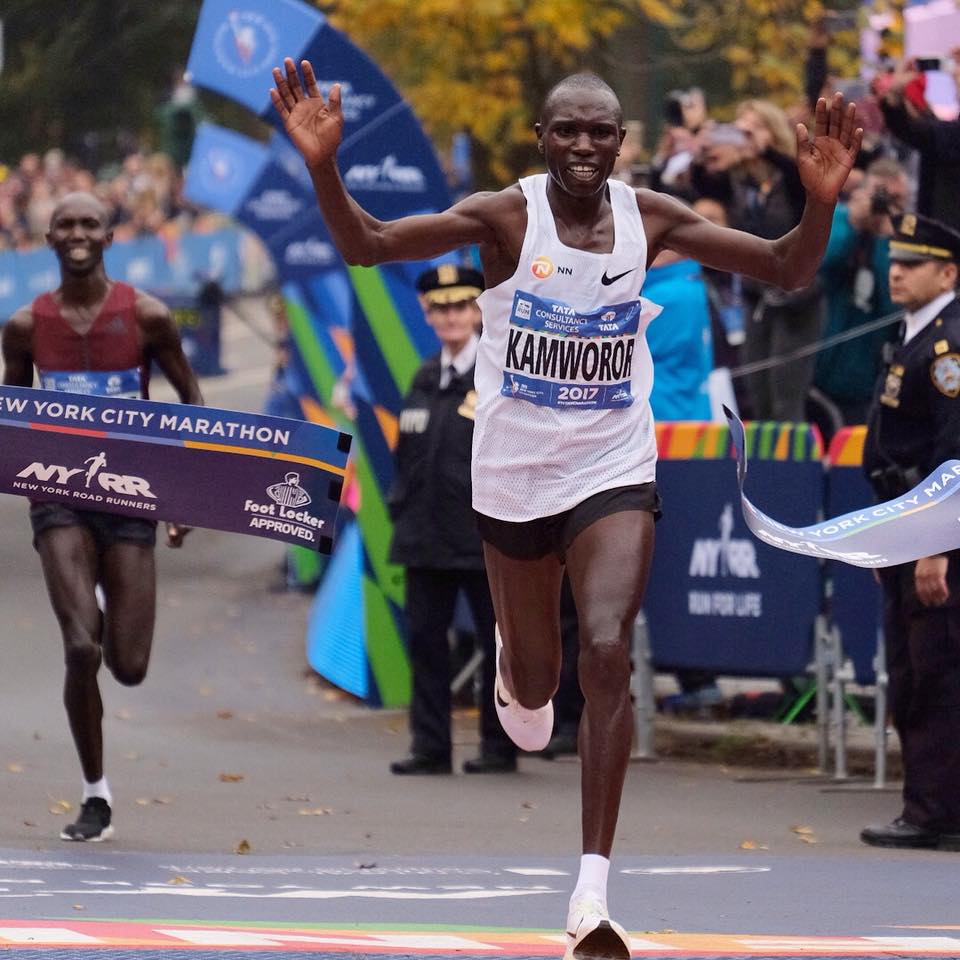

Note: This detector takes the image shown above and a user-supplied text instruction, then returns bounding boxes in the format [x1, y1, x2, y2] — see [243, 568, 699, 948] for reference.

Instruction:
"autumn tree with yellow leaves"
[319, 0, 861, 188]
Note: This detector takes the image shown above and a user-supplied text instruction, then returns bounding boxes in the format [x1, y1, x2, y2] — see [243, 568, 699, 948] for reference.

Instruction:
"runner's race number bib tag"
[39, 368, 141, 398]
[501, 291, 651, 409]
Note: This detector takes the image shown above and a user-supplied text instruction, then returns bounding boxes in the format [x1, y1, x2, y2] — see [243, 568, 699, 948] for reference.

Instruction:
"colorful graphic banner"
[185, 0, 455, 704]
[0, 386, 351, 552]
[727, 407, 960, 567]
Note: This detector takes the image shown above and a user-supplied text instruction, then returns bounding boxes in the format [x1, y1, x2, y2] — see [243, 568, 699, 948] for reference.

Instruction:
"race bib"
[39, 368, 141, 399]
[501, 291, 653, 409]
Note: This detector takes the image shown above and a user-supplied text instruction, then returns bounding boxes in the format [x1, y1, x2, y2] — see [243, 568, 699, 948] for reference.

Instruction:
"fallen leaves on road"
[235, 839, 251, 854]
[6, 762, 23, 773]
[167, 876, 192, 886]
[739, 840, 769, 850]
[219, 773, 245, 782]
[298, 807, 334, 816]
[791, 825, 819, 844]
[216, 710, 234, 720]
[48, 799, 73, 816]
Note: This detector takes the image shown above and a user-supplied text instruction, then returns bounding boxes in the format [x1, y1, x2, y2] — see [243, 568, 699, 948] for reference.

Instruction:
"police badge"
[931, 353, 960, 398]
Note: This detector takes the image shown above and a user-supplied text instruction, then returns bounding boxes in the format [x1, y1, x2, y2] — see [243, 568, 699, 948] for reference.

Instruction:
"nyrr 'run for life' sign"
[0, 386, 352, 552]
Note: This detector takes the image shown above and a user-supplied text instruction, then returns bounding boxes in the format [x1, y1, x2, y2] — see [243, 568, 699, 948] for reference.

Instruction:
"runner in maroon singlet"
[1, 192, 202, 842]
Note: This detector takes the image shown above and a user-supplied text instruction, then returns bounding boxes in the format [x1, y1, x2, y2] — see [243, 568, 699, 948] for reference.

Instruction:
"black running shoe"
[60, 797, 114, 842]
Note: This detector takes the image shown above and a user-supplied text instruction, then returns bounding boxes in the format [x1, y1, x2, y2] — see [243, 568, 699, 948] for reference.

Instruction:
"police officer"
[389, 264, 517, 775]
[861, 213, 960, 850]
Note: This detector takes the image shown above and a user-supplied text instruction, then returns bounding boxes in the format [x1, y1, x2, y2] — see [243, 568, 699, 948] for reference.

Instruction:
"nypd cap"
[889, 212, 960, 263]
[416, 263, 484, 305]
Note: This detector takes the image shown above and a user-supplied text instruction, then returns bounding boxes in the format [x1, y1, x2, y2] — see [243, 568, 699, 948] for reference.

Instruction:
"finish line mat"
[1, 851, 957, 958]
[2, 921, 960, 957]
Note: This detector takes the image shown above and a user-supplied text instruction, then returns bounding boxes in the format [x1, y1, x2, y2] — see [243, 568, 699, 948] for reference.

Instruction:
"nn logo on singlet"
[531, 256, 573, 279]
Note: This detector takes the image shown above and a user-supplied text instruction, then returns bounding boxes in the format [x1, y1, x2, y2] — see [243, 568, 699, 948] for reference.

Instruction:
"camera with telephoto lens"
[663, 90, 687, 127]
[870, 187, 896, 216]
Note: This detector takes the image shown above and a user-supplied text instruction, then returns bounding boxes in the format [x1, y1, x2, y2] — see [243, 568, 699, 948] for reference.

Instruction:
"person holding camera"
[860, 213, 960, 851]
[879, 52, 960, 233]
[812, 157, 909, 433]
[692, 101, 823, 421]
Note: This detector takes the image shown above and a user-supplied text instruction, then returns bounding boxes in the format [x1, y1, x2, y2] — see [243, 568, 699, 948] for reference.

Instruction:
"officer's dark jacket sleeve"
[880, 97, 960, 163]
[865, 300, 960, 489]
[387, 352, 484, 571]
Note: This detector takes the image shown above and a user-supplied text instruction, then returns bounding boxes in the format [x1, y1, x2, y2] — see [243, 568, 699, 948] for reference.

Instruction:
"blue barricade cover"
[0, 386, 351, 552]
[1, 229, 248, 327]
[644, 422, 823, 678]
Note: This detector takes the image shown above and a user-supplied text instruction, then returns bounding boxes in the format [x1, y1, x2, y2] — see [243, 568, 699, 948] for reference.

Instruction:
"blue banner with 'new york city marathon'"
[726, 408, 960, 567]
[0, 386, 352, 552]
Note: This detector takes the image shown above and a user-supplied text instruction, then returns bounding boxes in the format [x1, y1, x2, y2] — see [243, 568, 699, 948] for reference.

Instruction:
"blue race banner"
[0, 386, 351, 552]
[727, 407, 960, 567]
[185, 0, 325, 115]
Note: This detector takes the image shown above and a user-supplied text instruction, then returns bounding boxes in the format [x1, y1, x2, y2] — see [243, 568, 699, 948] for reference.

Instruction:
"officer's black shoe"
[860, 817, 940, 849]
[390, 754, 452, 776]
[462, 753, 517, 774]
[937, 831, 960, 852]
[541, 731, 579, 760]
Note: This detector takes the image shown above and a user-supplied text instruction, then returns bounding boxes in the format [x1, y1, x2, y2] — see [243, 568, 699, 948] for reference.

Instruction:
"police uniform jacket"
[863, 295, 960, 496]
[387, 352, 483, 570]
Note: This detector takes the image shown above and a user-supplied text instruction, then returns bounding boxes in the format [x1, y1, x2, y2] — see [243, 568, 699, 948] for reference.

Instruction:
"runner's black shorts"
[29, 502, 157, 552]
[474, 482, 661, 563]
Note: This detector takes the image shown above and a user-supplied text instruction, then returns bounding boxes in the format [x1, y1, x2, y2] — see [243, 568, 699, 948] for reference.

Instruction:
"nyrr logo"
[16, 456, 157, 499]
[213, 10, 279, 78]
[531, 256, 554, 279]
[688, 504, 759, 578]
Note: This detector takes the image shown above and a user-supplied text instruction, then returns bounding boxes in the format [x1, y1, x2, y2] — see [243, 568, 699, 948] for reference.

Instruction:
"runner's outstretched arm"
[270, 58, 501, 265]
[642, 93, 863, 290]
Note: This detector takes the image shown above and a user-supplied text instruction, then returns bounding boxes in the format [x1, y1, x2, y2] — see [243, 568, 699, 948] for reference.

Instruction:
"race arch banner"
[185, 0, 457, 706]
[0, 386, 351, 552]
[726, 407, 960, 567]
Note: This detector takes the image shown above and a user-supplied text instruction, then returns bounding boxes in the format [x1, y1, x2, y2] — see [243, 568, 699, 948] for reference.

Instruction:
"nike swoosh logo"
[601, 268, 635, 286]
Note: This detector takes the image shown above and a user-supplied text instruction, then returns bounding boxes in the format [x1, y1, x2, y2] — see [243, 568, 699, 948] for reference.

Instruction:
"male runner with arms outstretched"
[2, 192, 202, 841]
[270, 61, 860, 956]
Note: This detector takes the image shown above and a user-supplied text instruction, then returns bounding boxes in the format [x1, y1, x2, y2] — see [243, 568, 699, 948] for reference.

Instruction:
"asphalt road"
[1, 309, 958, 956]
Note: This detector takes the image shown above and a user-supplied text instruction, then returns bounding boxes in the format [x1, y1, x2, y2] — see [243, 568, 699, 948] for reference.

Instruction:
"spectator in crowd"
[691, 197, 747, 383]
[861, 213, 960, 852]
[650, 88, 709, 198]
[388, 264, 517, 776]
[812, 157, 909, 435]
[644, 247, 714, 421]
[879, 52, 960, 233]
[692, 100, 823, 422]
[1, 144, 200, 252]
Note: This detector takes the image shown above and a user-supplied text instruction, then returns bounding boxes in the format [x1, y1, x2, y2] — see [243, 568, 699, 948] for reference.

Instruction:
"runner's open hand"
[795, 93, 863, 205]
[270, 58, 343, 169]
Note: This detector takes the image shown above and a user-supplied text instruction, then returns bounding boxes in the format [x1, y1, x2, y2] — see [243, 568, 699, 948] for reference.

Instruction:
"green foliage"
[0, 0, 203, 168]
[322, 0, 681, 188]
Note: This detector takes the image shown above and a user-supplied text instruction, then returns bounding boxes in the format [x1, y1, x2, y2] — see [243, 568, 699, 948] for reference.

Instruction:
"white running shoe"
[494, 625, 553, 752]
[564, 896, 631, 960]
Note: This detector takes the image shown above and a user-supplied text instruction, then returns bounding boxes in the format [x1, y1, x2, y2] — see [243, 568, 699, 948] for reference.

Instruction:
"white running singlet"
[472, 173, 662, 522]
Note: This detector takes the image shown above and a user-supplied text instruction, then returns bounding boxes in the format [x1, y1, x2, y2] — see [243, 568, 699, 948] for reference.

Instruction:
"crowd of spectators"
[0, 147, 212, 255]
[618, 25, 960, 441]
[5, 32, 960, 444]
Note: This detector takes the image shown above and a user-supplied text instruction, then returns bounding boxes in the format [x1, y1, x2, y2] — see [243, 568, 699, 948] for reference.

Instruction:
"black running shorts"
[29, 501, 158, 552]
[474, 481, 661, 563]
